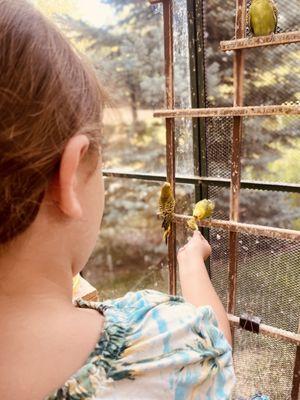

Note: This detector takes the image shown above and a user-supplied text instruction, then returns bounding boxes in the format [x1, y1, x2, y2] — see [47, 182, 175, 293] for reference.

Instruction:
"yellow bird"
[158, 182, 175, 244]
[249, 0, 278, 37]
[193, 199, 215, 220]
[187, 199, 215, 231]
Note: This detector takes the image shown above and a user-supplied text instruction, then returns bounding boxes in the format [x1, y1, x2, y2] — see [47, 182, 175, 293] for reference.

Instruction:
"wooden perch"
[148, 0, 163, 4]
[153, 105, 300, 118]
[228, 314, 300, 346]
[172, 213, 300, 242]
[220, 31, 300, 52]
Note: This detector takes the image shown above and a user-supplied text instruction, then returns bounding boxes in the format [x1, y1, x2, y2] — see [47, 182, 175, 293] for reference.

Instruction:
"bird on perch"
[158, 182, 175, 244]
[187, 199, 215, 231]
[248, 0, 278, 37]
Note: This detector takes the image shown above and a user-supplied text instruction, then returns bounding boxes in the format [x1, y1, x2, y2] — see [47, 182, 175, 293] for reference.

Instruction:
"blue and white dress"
[46, 290, 235, 399]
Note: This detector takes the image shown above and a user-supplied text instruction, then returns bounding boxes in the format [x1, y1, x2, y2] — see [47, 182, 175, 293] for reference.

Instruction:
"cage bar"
[162, 0, 177, 295]
[220, 31, 300, 52]
[291, 322, 300, 400]
[150, 0, 300, 394]
[153, 104, 300, 118]
[227, 0, 247, 344]
[228, 315, 300, 346]
[187, 0, 211, 274]
[173, 213, 300, 242]
[103, 169, 300, 193]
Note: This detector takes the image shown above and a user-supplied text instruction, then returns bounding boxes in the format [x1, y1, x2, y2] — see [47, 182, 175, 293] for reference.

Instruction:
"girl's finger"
[193, 230, 205, 240]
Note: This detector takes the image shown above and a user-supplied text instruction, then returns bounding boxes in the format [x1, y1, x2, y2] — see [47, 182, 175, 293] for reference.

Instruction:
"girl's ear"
[55, 134, 90, 219]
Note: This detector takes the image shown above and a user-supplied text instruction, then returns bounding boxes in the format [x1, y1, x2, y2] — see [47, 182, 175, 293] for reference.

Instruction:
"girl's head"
[0, 0, 106, 273]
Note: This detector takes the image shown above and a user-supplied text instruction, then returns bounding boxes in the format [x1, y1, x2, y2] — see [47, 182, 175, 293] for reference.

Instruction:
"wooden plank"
[228, 315, 300, 346]
[220, 31, 300, 51]
[172, 214, 300, 242]
[153, 104, 300, 118]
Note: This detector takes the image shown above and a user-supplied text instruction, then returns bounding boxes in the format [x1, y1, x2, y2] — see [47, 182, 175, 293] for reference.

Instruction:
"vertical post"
[163, 0, 176, 295]
[187, 0, 210, 275]
[291, 321, 300, 400]
[227, 0, 247, 342]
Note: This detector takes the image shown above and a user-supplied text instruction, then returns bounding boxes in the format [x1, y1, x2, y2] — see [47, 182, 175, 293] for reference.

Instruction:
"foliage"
[35, 0, 300, 289]
[59, 0, 165, 127]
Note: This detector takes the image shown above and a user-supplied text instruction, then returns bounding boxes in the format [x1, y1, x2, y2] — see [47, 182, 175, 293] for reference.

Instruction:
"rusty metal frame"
[220, 30, 300, 51]
[148, 0, 177, 294]
[228, 314, 300, 346]
[172, 213, 300, 242]
[162, 0, 177, 295]
[292, 321, 300, 399]
[227, 0, 247, 344]
[186, 0, 211, 275]
[148, 0, 300, 396]
[103, 169, 300, 193]
[153, 104, 300, 117]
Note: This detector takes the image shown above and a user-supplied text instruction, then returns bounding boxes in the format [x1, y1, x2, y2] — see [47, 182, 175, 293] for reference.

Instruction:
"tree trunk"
[130, 87, 139, 133]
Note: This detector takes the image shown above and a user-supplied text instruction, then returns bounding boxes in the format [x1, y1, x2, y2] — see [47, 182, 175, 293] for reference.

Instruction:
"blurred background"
[35, 1, 299, 397]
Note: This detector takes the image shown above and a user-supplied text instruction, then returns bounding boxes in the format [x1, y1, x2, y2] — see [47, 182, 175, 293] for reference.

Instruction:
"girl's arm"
[178, 231, 232, 345]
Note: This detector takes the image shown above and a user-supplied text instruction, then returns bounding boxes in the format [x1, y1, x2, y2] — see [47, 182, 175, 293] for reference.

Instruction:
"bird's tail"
[163, 226, 171, 244]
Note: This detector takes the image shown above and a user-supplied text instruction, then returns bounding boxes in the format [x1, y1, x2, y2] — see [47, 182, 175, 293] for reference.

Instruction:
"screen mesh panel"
[233, 331, 297, 399]
[203, 0, 299, 397]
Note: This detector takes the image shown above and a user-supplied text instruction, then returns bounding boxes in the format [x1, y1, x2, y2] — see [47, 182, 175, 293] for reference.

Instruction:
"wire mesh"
[209, 227, 230, 308]
[206, 117, 233, 178]
[241, 116, 300, 185]
[239, 189, 300, 229]
[233, 331, 297, 399]
[204, 0, 299, 397]
[208, 185, 230, 220]
[235, 233, 300, 333]
[84, 178, 169, 298]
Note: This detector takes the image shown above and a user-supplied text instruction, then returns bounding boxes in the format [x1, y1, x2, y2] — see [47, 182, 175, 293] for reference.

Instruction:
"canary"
[158, 182, 175, 244]
[187, 199, 215, 231]
[193, 199, 215, 220]
[249, 0, 278, 37]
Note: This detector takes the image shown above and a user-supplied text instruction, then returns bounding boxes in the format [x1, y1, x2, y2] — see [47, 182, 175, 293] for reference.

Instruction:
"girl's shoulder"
[0, 303, 104, 400]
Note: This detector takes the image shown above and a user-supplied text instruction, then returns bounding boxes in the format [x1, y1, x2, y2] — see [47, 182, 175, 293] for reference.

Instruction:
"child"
[0, 1, 234, 399]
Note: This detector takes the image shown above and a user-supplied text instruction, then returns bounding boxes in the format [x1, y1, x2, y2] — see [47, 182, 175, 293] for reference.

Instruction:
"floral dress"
[45, 290, 236, 399]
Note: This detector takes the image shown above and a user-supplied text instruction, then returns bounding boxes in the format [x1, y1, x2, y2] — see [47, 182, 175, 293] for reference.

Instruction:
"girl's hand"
[177, 230, 211, 265]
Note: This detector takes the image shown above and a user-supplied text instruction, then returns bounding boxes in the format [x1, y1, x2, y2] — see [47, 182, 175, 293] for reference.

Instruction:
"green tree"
[60, 0, 165, 130]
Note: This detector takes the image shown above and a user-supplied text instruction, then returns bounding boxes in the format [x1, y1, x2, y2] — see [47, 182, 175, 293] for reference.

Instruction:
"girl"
[0, 1, 234, 399]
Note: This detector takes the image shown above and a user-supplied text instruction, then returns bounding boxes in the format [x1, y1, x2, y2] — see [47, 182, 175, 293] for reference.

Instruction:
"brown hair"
[0, 0, 106, 245]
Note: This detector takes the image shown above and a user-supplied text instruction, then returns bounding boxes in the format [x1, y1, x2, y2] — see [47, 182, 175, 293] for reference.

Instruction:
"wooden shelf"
[153, 105, 300, 118]
[220, 31, 300, 52]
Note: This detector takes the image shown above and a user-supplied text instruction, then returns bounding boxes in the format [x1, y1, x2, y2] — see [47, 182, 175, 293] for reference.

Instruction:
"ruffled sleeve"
[46, 290, 235, 400]
[100, 289, 235, 399]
